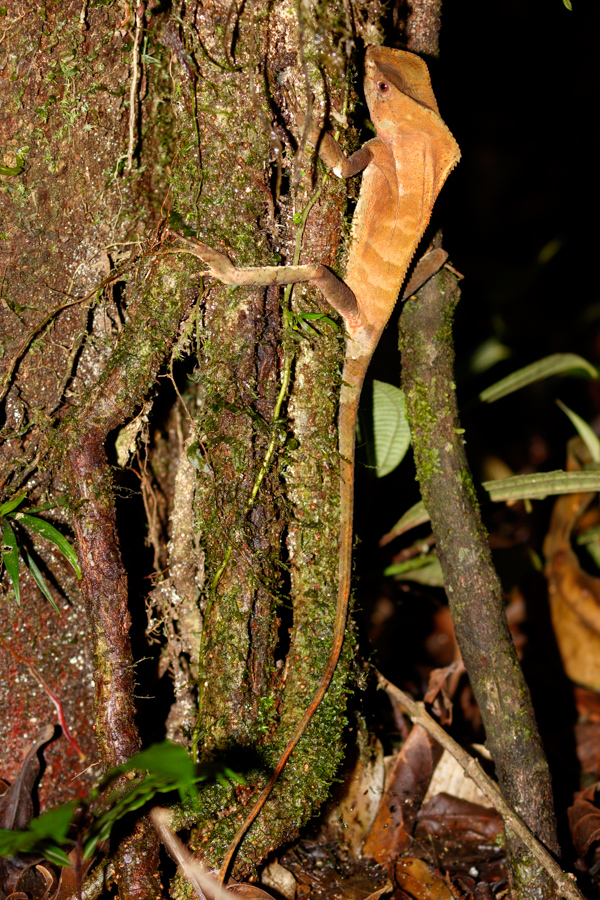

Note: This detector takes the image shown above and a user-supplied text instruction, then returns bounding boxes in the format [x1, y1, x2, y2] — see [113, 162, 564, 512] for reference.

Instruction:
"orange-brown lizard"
[175, 45, 460, 881]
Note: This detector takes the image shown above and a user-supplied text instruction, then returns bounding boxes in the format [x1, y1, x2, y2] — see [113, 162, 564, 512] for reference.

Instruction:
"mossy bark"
[399, 268, 560, 899]
[161, 0, 362, 880]
[1, 0, 382, 893]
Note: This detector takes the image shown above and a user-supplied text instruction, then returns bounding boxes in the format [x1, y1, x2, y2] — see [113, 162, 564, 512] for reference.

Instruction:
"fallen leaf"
[415, 794, 504, 867]
[0, 726, 56, 900]
[229, 886, 277, 899]
[568, 783, 600, 859]
[363, 726, 442, 863]
[326, 733, 385, 856]
[260, 861, 296, 900]
[422, 750, 488, 807]
[545, 437, 600, 689]
[51, 862, 78, 900]
[393, 858, 452, 900]
[0, 726, 55, 832]
[13, 862, 56, 900]
[363, 881, 393, 900]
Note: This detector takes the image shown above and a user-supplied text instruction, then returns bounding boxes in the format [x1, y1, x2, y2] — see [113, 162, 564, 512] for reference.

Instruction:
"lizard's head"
[364, 46, 445, 136]
[365, 47, 440, 112]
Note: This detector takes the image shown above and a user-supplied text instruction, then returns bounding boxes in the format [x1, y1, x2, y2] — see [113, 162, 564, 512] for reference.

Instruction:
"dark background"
[355, 0, 600, 825]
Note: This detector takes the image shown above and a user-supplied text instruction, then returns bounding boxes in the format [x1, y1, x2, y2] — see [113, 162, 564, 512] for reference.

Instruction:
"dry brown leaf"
[545, 437, 600, 689]
[0, 726, 56, 900]
[51, 863, 78, 900]
[422, 751, 488, 807]
[228, 886, 277, 899]
[415, 793, 503, 867]
[363, 725, 442, 863]
[325, 734, 385, 856]
[260, 861, 296, 900]
[362, 881, 393, 900]
[393, 858, 453, 900]
[568, 783, 600, 859]
[0, 726, 55, 832]
[13, 862, 57, 900]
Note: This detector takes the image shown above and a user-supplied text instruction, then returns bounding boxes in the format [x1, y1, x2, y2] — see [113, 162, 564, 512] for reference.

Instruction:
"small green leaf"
[29, 803, 78, 842]
[483, 470, 600, 502]
[0, 163, 24, 176]
[25, 497, 67, 514]
[0, 827, 31, 856]
[42, 845, 73, 867]
[119, 741, 196, 786]
[372, 380, 411, 478]
[556, 400, 600, 463]
[380, 500, 430, 546]
[563, 0, 572, 9]
[385, 554, 444, 587]
[480, 353, 598, 403]
[187, 442, 203, 471]
[469, 337, 511, 375]
[2, 521, 20, 604]
[16, 513, 81, 579]
[22, 549, 60, 613]
[577, 525, 600, 546]
[0, 802, 77, 859]
[0, 492, 26, 516]
[0, 147, 29, 177]
[223, 765, 246, 785]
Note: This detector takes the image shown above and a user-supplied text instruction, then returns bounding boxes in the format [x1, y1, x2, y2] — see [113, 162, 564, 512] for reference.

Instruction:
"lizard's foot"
[194, 243, 239, 283]
[171, 233, 239, 284]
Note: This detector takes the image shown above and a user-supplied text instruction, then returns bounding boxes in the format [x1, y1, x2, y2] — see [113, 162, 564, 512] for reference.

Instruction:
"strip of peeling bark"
[399, 267, 560, 899]
[61, 250, 198, 899]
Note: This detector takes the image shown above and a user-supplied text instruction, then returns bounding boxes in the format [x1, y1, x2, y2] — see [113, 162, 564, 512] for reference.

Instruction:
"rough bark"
[399, 268, 560, 899]
[1, 0, 384, 891]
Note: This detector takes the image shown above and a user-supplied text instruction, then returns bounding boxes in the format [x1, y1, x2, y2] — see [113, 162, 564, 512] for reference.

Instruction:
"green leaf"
[222, 765, 246, 785]
[0, 492, 26, 516]
[385, 554, 444, 587]
[29, 803, 77, 842]
[41, 844, 73, 867]
[0, 163, 24, 177]
[0, 147, 28, 177]
[380, 500, 430, 546]
[118, 741, 197, 786]
[479, 353, 598, 403]
[469, 337, 511, 375]
[372, 380, 411, 478]
[0, 802, 77, 860]
[2, 521, 20, 604]
[556, 400, 600, 463]
[16, 513, 81, 579]
[83, 742, 241, 859]
[563, 0, 572, 9]
[483, 470, 600, 502]
[26, 496, 67, 514]
[22, 549, 60, 613]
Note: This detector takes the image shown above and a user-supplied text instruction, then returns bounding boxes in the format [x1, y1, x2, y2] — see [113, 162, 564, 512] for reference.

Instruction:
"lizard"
[173, 44, 460, 881]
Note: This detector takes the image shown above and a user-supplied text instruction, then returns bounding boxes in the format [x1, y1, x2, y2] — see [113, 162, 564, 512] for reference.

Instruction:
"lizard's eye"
[377, 81, 390, 94]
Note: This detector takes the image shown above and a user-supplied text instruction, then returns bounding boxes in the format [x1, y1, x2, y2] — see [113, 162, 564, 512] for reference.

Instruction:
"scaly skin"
[176, 45, 460, 882]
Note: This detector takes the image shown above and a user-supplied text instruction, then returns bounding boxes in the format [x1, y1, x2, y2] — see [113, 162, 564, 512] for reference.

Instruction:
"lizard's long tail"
[218, 351, 370, 884]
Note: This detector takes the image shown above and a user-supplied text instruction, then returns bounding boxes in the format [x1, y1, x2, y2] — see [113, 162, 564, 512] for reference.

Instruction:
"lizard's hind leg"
[173, 232, 360, 325]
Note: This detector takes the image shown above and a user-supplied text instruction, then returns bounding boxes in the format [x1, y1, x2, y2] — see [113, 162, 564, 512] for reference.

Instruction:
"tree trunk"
[0, 0, 381, 890]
